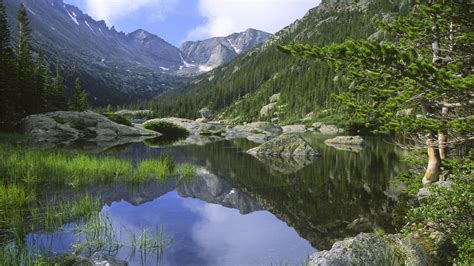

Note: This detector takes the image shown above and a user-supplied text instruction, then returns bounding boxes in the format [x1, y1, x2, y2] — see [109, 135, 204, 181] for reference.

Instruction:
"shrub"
[143, 121, 189, 137]
[405, 154, 473, 264]
[102, 113, 133, 127]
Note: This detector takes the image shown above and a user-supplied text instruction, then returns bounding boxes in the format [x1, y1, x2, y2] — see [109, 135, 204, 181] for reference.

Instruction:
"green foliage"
[281, 1, 473, 141]
[102, 112, 132, 127]
[143, 120, 189, 137]
[0, 0, 18, 129]
[178, 164, 197, 181]
[405, 155, 474, 263]
[0, 1, 85, 130]
[71, 78, 88, 111]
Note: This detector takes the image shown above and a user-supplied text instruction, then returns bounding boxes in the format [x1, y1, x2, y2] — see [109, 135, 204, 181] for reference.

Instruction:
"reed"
[0, 143, 183, 187]
[178, 164, 197, 181]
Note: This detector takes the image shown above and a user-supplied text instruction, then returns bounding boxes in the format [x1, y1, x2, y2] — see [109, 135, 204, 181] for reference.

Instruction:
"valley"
[0, 0, 472, 265]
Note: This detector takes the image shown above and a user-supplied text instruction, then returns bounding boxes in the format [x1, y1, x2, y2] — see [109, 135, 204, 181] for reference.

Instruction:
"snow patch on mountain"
[227, 38, 241, 54]
[66, 9, 79, 25]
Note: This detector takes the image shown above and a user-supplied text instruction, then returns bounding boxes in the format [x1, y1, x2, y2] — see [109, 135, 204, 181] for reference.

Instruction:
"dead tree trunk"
[438, 107, 448, 159]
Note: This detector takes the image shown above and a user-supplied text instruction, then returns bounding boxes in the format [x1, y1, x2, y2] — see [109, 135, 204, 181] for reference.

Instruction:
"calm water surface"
[27, 134, 406, 265]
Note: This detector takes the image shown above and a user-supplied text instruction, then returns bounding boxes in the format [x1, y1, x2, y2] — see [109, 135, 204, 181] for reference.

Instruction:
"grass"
[0, 143, 186, 187]
[143, 120, 189, 137]
[178, 164, 197, 181]
[133, 155, 176, 183]
[102, 112, 133, 127]
[0, 142, 189, 263]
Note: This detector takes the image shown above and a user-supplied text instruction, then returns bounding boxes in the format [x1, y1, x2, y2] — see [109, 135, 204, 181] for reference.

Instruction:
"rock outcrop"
[233, 122, 283, 135]
[247, 134, 318, 157]
[144, 117, 225, 135]
[199, 107, 215, 119]
[20, 111, 158, 144]
[282, 124, 307, 133]
[325, 136, 366, 145]
[312, 123, 344, 135]
[225, 122, 283, 143]
[309, 233, 427, 266]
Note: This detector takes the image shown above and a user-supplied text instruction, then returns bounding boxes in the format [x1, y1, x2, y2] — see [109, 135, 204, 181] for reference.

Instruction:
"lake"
[24, 134, 406, 265]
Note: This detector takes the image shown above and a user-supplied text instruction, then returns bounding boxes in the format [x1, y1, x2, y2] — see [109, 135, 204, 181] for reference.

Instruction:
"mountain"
[152, 0, 408, 124]
[3, 0, 271, 105]
[179, 29, 271, 74]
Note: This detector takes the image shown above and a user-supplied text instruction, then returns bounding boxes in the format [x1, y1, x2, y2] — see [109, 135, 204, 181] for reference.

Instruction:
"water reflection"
[26, 133, 406, 264]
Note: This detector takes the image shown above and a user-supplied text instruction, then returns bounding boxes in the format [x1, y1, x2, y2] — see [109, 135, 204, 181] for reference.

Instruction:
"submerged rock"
[308, 233, 427, 266]
[90, 252, 128, 266]
[252, 154, 316, 174]
[247, 134, 319, 157]
[20, 111, 158, 144]
[324, 136, 366, 145]
[325, 143, 365, 152]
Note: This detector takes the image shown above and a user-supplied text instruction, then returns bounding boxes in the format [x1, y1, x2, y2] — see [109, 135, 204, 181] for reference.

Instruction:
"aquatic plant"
[133, 155, 176, 183]
[0, 143, 187, 187]
[178, 164, 197, 181]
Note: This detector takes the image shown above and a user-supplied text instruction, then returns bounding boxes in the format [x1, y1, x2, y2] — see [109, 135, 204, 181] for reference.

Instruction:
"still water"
[27, 134, 406, 265]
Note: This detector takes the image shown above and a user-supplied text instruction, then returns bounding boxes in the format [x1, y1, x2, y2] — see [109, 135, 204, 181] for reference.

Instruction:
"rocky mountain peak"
[128, 29, 155, 41]
[179, 28, 271, 74]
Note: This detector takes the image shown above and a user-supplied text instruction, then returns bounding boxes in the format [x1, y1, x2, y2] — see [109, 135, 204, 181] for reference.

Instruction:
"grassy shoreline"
[0, 137, 196, 264]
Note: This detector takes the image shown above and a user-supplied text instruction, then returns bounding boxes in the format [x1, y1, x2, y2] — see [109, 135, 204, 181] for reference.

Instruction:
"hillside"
[151, 0, 408, 124]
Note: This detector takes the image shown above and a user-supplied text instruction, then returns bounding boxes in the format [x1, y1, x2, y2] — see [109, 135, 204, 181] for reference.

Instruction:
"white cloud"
[82, 0, 179, 25]
[187, 0, 320, 41]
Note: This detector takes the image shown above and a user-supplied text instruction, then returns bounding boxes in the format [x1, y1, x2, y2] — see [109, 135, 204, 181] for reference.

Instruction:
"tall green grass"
[0, 143, 183, 187]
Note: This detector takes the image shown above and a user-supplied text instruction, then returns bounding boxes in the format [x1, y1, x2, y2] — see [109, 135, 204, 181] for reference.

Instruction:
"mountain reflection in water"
[28, 134, 406, 265]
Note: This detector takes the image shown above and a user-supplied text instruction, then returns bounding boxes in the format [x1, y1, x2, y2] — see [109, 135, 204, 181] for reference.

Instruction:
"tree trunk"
[438, 107, 448, 159]
[423, 136, 441, 185]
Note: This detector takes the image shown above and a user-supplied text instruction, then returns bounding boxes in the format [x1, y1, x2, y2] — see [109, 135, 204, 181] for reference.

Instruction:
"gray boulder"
[282, 124, 307, 133]
[309, 233, 427, 266]
[312, 122, 344, 134]
[199, 107, 215, 119]
[20, 111, 158, 144]
[417, 180, 453, 199]
[73, 252, 128, 266]
[247, 134, 319, 157]
[269, 93, 281, 103]
[90, 252, 128, 266]
[319, 124, 343, 135]
[233, 122, 283, 135]
[259, 103, 277, 118]
[325, 136, 366, 145]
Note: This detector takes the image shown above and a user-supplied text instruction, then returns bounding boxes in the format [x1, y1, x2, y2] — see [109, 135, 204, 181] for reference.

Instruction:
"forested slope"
[150, 0, 408, 124]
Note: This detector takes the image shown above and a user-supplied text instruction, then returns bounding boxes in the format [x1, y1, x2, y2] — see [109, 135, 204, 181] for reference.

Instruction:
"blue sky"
[64, 0, 320, 47]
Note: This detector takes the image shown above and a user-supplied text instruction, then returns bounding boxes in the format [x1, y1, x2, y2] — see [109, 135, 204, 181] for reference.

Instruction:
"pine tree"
[33, 50, 45, 113]
[52, 61, 67, 111]
[0, 0, 17, 128]
[71, 78, 88, 111]
[16, 3, 35, 116]
[42, 64, 54, 111]
[281, 0, 473, 184]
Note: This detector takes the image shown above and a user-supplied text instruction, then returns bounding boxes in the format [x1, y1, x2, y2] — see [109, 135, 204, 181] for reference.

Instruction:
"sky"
[63, 0, 321, 46]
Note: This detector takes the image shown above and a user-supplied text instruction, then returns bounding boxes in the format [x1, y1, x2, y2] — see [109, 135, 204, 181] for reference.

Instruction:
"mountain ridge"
[3, 0, 271, 105]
